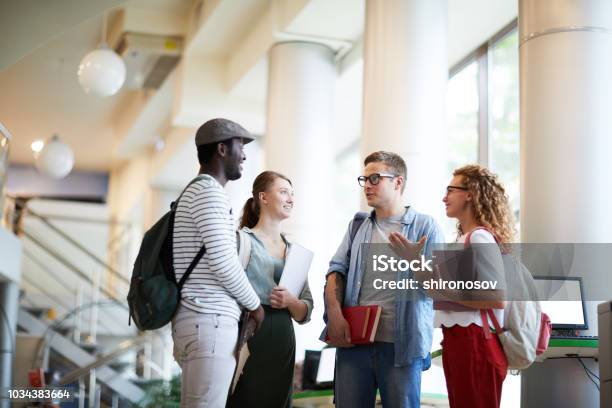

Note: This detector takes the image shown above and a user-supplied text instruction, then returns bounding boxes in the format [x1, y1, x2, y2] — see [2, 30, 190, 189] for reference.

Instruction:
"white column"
[266, 42, 336, 242]
[520, 0, 612, 243]
[361, 0, 448, 217]
[519, 3, 612, 407]
[265, 41, 336, 358]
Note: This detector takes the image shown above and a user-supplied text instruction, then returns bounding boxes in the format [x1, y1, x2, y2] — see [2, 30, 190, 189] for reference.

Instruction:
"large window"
[446, 20, 520, 239]
[447, 61, 479, 174]
[334, 143, 361, 226]
[489, 29, 520, 226]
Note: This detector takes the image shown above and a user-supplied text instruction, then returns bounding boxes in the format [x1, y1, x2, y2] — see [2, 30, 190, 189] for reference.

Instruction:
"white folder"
[279, 243, 313, 297]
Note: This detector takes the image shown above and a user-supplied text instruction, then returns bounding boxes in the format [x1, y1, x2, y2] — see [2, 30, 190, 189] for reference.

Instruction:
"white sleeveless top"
[434, 229, 505, 329]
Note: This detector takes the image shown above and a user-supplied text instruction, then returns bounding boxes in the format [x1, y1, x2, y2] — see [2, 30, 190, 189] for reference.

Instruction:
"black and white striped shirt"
[173, 174, 260, 320]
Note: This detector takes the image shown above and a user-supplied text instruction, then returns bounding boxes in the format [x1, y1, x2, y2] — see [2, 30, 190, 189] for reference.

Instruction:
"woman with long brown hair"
[227, 170, 313, 408]
[435, 164, 515, 407]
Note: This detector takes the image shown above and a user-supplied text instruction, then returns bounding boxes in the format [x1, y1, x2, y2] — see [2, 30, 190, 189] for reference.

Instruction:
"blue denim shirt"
[320, 207, 444, 367]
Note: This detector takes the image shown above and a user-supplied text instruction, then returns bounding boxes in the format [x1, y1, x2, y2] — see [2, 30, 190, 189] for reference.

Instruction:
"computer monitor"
[315, 348, 336, 384]
[301, 348, 335, 390]
[301, 350, 320, 390]
[533, 276, 588, 330]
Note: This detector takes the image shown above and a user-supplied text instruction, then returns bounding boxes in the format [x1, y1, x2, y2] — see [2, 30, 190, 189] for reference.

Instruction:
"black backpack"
[127, 177, 206, 331]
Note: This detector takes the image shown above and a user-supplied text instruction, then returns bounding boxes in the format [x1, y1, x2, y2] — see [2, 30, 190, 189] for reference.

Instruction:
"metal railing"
[5, 195, 167, 407]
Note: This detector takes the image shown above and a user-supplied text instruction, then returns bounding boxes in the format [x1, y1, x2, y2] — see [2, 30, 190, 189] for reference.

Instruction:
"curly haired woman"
[435, 164, 516, 407]
[389, 164, 516, 407]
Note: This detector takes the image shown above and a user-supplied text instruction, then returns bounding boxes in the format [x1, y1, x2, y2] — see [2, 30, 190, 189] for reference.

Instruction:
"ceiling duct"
[115, 33, 183, 90]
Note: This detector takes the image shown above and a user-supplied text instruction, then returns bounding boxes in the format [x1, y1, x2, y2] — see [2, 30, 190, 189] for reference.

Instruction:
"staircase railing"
[4, 196, 165, 407]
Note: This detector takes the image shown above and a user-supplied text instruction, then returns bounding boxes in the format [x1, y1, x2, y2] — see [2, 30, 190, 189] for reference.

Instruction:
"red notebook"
[326, 305, 382, 344]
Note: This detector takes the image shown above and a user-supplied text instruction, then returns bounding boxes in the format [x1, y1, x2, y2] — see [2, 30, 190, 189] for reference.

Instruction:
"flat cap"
[195, 118, 254, 146]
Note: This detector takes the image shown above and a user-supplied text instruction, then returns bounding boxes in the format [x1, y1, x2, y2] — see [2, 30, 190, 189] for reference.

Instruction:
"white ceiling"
[0, 14, 133, 171]
[186, 0, 270, 57]
[0, 0, 193, 171]
[128, 0, 191, 13]
[0, 0, 128, 71]
[448, 0, 517, 67]
[0, 0, 517, 179]
[285, 0, 365, 41]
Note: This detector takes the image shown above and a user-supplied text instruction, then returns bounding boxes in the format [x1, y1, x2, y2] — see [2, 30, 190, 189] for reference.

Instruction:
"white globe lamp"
[77, 45, 126, 97]
[35, 135, 75, 179]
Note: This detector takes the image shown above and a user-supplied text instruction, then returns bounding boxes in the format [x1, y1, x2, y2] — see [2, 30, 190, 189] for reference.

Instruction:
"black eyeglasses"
[445, 185, 469, 195]
[357, 173, 397, 187]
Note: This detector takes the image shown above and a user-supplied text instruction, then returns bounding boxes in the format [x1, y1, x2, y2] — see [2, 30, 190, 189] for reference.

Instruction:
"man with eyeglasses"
[321, 151, 444, 408]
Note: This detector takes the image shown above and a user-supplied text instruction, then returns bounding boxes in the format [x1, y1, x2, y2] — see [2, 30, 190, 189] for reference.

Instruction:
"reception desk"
[521, 338, 599, 408]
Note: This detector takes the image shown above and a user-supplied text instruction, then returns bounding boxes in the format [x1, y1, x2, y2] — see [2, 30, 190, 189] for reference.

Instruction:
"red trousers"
[441, 324, 508, 408]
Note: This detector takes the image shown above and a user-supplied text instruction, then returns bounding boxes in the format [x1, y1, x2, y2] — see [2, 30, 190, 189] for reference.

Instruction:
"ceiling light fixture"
[33, 60, 74, 179]
[35, 134, 74, 179]
[77, 12, 126, 97]
[31, 140, 44, 153]
[154, 137, 166, 152]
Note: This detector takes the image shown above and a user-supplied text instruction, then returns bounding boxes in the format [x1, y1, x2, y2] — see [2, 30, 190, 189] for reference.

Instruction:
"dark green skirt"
[227, 305, 295, 408]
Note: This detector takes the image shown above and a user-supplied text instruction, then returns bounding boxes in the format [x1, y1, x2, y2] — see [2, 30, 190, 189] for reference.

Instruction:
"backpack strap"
[236, 229, 252, 269]
[173, 175, 209, 288]
[468, 227, 505, 339]
[350, 212, 369, 244]
[171, 174, 208, 211]
[480, 309, 504, 340]
[177, 245, 207, 290]
[345, 211, 369, 262]
[344, 211, 368, 278]
[324, 212, 368, 323]
[464, 226, 499, 248]
[487, 309, 504, 333]
[480, 310, 493, 339]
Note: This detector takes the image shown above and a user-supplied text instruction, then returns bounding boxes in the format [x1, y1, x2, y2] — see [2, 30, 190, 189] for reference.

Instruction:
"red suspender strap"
[470, 228, 505, 340]
[480, 309, 504, 339]
[487, 309, 503, 333]
[480, 310, 492, 339]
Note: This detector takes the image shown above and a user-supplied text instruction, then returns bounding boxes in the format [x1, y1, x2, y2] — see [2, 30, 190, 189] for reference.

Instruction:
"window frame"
[449, 18, 518, 168]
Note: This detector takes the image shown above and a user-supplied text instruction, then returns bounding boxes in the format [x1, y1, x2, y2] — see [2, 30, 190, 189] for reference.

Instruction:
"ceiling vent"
[116, 33, 183, 90]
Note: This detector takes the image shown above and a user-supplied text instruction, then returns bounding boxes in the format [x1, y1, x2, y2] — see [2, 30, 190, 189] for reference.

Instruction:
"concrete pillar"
[361, 0, 448, 217]
[265, 41, 336, 358]
[520, 0, 612, 243]
[519, 1, 612, 406]
[266, 42, 336, 241]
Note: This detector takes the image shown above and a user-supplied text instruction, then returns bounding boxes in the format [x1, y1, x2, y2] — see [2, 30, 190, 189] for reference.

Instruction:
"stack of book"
[327, 305, 382, 345]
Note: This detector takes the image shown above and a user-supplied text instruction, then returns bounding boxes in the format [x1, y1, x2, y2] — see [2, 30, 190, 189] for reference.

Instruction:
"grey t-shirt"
[358, 212, 404, 343]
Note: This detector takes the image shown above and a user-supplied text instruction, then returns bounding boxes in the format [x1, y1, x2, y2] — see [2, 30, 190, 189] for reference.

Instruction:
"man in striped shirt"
[171, 118, 264, 408]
